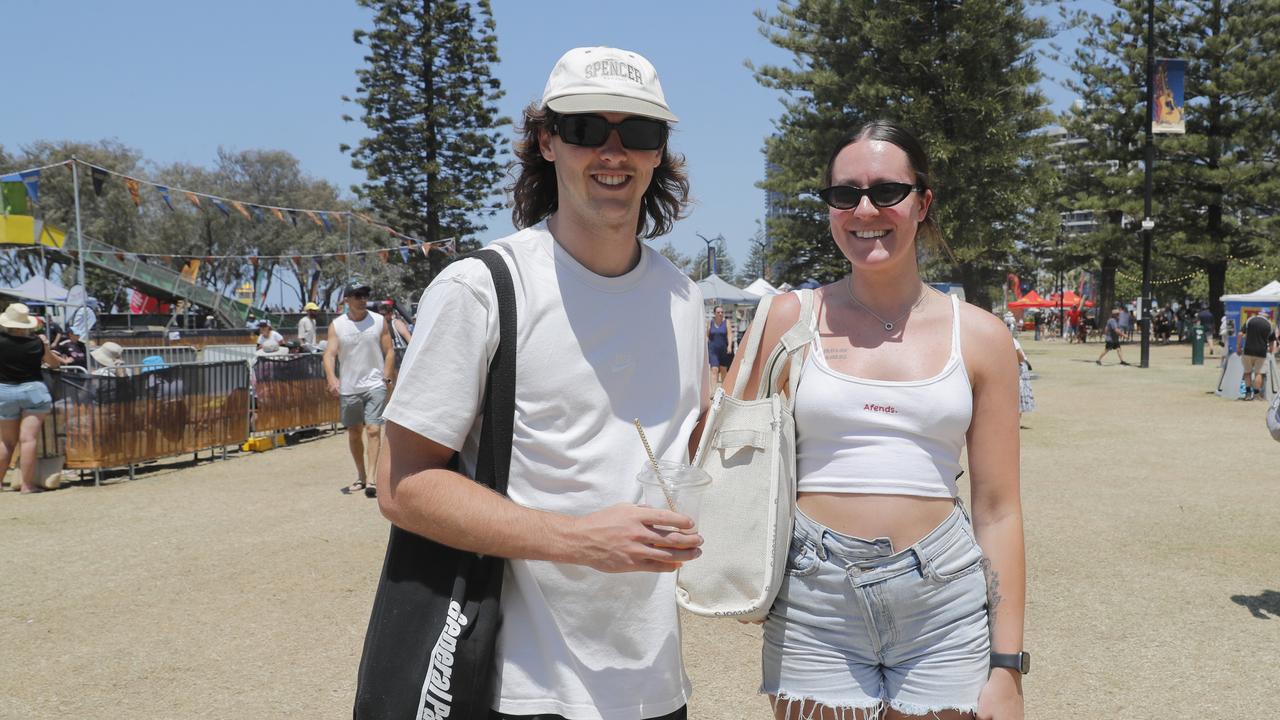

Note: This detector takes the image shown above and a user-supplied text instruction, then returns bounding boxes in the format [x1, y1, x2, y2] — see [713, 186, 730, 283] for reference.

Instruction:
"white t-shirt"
[384, 226, 707, 720]
[332, 312, 385, 394]
[255, 329, 283, 346]
[297, 316, 317, 346]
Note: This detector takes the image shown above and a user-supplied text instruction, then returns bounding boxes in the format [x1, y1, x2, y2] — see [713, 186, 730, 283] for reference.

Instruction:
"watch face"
[1019, 652, 1031, 674]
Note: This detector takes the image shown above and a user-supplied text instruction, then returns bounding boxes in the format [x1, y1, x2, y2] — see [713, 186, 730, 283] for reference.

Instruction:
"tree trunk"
[1207, 259, 1227, 321]
[1097, 259, 1117, 330]
[959, 262, 993, 311]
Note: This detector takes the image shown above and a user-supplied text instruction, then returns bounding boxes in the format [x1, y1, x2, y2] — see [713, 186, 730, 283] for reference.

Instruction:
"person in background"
[323, 281, 394, 498]
[89, 342, 127, 377]
[376, 300, 412, 353]
[256, 320, 283, 347]
[1013, 336, 1035, 420]
[0, 303, 66, 493]
[1097, 308, 1129, 366]
[707, 305, 735, 384]
[54, 325, 87, 369]
[1196, 304, 1215, 356]
[298, 302, 320, 349]
[1238, 312, 1274, 401]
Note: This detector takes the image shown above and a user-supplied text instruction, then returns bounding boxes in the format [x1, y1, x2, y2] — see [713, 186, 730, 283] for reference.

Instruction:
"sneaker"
[1095, 360, 1102, 365]
[1119, 361, 1130, 366]
[364, 484, 377, 498]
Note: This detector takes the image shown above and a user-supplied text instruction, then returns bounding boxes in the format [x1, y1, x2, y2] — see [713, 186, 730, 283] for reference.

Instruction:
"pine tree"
[752, 0, 1056, 308]
[1061, 0, 1280, 322]
[342, 0, 508, 288]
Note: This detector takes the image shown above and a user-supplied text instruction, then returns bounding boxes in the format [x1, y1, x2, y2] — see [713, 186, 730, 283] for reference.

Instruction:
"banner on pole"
[1153, 58, 1186, 135]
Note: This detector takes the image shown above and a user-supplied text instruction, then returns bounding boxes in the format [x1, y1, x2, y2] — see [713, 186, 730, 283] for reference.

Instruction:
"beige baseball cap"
[542, 46, 678, 122]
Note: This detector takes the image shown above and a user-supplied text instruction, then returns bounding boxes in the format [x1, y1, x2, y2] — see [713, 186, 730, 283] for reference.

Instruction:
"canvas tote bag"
[353, 249, 516, 720]
[677, 289, 815, 621]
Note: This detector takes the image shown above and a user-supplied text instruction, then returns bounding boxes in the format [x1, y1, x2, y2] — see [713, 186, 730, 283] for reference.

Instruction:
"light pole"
[1140, 0, 1155, 368]
[695, 232, 716, 279]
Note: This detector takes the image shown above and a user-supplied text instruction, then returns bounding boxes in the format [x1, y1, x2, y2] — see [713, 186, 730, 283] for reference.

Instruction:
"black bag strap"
[465, 248, 517, 496]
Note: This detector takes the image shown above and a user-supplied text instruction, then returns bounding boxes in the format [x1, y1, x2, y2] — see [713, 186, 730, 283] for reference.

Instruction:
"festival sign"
[1153, 59, 1186, 135]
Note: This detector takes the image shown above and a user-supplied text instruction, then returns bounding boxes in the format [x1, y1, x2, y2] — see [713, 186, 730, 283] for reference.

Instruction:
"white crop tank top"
[795, 294, 973, 498]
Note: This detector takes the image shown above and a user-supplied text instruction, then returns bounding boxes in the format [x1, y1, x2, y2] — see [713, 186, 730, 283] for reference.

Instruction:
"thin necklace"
[847, 277, 929, 332]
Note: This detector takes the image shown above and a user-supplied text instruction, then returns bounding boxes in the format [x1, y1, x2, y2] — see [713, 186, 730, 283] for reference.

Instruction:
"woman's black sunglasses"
[553, 114, 668, 151]
[817, 182, 925, 210]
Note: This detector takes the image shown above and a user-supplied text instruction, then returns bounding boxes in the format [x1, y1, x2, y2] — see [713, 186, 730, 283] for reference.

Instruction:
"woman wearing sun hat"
[0, 302, 67, 493]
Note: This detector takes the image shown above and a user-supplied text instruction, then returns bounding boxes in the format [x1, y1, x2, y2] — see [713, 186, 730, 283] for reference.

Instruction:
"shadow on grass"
[1230, 590, 1280, 619]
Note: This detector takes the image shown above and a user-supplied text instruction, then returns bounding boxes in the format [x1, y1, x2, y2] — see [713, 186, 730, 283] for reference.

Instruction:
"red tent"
[1007, 290, 1054, 308]
[1048, 291, 1094, 308]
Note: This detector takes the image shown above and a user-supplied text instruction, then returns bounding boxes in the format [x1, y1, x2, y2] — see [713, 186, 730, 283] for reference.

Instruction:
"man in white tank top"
[323, 280, 394, 498]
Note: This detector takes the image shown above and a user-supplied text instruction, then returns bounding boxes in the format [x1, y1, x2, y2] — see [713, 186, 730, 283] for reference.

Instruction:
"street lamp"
[695, 232, 718, 279]
[1140, 0, 1155, 368]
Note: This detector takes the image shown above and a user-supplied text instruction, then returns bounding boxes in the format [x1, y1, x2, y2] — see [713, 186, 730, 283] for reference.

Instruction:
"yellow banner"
[0, 215, 67, 249]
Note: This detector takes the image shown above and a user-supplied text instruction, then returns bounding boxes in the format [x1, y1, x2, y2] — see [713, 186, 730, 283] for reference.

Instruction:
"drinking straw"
[633, 418, 677, 511]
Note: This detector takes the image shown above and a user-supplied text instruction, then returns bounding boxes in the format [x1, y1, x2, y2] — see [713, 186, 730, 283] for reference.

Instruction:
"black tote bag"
[354, 249, 516, 719]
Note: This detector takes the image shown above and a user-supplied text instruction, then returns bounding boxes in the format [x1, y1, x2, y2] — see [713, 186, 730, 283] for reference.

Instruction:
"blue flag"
[19, 170, 39, 204]
[156, 185, 175, 211]
[211, 199, 231, 216]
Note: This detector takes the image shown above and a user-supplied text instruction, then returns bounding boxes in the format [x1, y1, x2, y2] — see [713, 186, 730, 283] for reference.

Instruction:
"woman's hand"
[976, 668, 1023, 720]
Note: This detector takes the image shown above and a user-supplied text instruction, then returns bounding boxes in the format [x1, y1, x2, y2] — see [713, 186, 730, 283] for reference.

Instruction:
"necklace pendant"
[884, 321, 894, 331]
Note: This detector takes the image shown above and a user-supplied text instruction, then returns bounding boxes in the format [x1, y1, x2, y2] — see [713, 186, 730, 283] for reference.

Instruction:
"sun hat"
[0, 303, 39, 330]
[256, 339, 288, 357]
[304, 302, 321, 311]
[140, 356, 167, 373]
[542, 46, 678, 122]
[90, 341, 124, 367]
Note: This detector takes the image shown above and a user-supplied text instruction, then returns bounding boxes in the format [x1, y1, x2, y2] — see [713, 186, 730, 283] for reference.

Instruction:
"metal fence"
[202, 344, 258, 366]
[49, 361, 251, 471]
[252, 353, 339, 434]
[118, 345, 200, 366]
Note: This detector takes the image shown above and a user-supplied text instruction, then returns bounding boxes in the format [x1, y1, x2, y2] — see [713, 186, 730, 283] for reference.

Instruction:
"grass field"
[2, 338, 1275, 719]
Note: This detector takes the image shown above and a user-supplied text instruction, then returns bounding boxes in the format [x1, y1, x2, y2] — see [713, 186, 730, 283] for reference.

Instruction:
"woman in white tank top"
[720, 122, 1026, 719]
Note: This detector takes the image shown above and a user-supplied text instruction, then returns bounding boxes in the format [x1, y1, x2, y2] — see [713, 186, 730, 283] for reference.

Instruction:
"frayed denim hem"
[888, 698, 977, 718]
[762, 688, 977, 719]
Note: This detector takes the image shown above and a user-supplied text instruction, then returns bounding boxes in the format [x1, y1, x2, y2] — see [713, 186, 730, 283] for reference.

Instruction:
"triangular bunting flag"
[185, 192, 202, 210]
[270, 207, 285, 223]
[211, 199, 230, 216]
[124, 178, 142, 210]
[230, 200, 253, 221]
[318, 211, 333, 232]
[335, 253, 346, 263]
[156, 185, 175, 211]
[378, 250, 389, 263]
[248, 256, 258, 269]
[420, 243, 430, 257]
[18, 170, 40, 204]
[250, 205, 265, 222]
[304, 210, 323, 229]
[90, 167, 108, 197]
[286, 210, 299, 226]
[398, 246, 410, 263]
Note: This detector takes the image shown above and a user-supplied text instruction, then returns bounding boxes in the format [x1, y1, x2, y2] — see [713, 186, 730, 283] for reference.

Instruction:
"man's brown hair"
[509, 103, 690, 239]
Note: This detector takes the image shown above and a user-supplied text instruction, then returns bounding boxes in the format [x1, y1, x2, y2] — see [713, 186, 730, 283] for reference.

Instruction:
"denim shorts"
[0, 381, 52, 420]
[340, 386, 387, 428]
[762, 502, 991, 718]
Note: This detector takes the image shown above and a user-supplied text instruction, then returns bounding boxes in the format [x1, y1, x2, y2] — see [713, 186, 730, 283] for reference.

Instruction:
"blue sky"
[4, 0, 1104, 302]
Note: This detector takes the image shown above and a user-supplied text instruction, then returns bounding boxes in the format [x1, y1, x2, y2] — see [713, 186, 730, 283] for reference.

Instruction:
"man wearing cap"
[373, 47, 705, 720]
[298, 302, 320, 349]
[324, 281, 394, 498]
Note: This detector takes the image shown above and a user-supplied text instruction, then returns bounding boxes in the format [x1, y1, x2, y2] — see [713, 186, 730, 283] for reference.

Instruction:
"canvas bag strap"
[759, 289, 816, 404]
[729, 293, 776, 399]
[467, 249, 517, 495]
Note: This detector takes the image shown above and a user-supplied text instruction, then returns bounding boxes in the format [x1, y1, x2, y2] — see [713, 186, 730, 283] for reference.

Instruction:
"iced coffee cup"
[636, 460, 712, 525]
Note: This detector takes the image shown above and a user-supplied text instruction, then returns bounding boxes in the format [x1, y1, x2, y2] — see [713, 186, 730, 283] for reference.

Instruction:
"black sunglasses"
[553, 114, 668, 151]
[817, 182, 925, 210]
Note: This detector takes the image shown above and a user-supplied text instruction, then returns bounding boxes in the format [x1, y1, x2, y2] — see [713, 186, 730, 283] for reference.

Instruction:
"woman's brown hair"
[509, 103, 691, 239]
